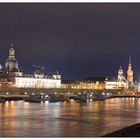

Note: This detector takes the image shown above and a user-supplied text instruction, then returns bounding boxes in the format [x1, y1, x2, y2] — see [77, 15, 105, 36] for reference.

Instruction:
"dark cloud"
[0, 3, 140, 80]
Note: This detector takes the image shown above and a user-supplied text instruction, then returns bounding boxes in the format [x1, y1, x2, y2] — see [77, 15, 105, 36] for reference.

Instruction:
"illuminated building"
[127, 56, 134, 87]
[106, 66, 128, 89]
[79, 81, 105, 89]
[5, 45, 20, 73]
[117, 66, 128, 88]
[117, 66, 125, 82]
[3, 44, 23, 82]
[15, 73, 61, 88]
[105, 81, 119, 89]
[0, 46, 61, 89]
[62, 80, 105, 89]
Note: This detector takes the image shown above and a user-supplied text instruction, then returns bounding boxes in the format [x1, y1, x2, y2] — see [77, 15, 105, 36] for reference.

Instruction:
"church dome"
[5, 58, 19, 72]
[4, 47, 19, 72]
[118, 66, 123, 73]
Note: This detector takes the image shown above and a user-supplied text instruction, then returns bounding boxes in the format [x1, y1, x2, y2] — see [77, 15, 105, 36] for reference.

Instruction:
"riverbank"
[0, 93, 140, 102]
[103, 123, 140, 137]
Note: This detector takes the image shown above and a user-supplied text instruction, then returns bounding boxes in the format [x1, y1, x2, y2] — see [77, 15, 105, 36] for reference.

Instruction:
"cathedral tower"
[127, 56, 134, 85]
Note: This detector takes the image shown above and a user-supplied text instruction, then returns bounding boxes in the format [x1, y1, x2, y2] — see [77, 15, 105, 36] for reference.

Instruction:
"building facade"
[106, 66, 128, 89]
[62, 80, 105, 89]
[15, 75, 61, 88]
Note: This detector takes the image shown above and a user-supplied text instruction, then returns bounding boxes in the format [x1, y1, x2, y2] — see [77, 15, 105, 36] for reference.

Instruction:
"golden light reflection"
[4, 101, 16, 108]
[45, 100, 49, 104]
[0, 101, 17, 136]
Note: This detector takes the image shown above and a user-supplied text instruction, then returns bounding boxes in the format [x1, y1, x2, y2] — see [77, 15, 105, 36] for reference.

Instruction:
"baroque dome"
[4, 47, 19, 72]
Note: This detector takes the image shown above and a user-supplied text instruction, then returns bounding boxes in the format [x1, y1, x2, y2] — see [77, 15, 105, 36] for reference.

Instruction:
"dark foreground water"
[0, 98, 140, 137]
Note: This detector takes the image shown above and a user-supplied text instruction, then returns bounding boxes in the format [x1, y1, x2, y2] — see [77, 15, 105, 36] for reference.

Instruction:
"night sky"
[0, 3, 140, 80]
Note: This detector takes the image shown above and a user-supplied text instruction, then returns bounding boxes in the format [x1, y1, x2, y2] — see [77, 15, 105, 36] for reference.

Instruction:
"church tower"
[117, 66, 126, 82]
[127, 56, 134, 85]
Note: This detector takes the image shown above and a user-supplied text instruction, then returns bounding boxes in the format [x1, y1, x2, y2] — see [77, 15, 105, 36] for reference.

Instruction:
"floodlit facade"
[62, 80, 105, 89]
[15, 75, 61, 88]
[105, 81, 128, 89]
[105, 81, 119, 89]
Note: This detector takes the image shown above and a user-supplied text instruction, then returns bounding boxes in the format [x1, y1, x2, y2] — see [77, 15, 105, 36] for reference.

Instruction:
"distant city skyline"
[0, 3, 140, 80]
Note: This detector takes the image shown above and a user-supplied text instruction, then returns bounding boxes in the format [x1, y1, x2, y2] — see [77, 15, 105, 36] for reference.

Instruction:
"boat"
[76, 93, 88, 102]
[0, 97, 5, 102]
[24, 94, 48, 103]
[48, 95, 67, 103]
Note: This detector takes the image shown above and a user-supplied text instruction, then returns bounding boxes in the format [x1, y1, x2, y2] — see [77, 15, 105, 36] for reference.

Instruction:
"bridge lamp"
[102, 92, 105, 95]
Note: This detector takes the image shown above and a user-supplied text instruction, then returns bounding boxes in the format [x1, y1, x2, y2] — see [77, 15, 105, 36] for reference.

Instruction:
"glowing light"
[45, 101, 49, 104]
[107, 93, 110, 96]
[102, 92, 105, 95]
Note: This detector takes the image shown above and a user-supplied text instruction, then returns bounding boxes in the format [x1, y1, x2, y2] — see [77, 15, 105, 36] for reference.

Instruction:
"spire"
[11, 41, 14, 48]
[127, 56, 134, 85]
[129, 56, 131, 65]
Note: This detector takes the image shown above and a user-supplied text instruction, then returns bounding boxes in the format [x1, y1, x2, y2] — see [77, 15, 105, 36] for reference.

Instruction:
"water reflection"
[1, 98, 140, 137]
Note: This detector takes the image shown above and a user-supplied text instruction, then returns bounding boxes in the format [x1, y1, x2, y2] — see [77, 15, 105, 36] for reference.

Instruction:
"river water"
[0, 97, 140, 137]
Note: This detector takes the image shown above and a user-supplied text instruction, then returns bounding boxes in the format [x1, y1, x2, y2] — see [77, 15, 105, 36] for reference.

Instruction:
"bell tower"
[127, 56, 134, 85]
